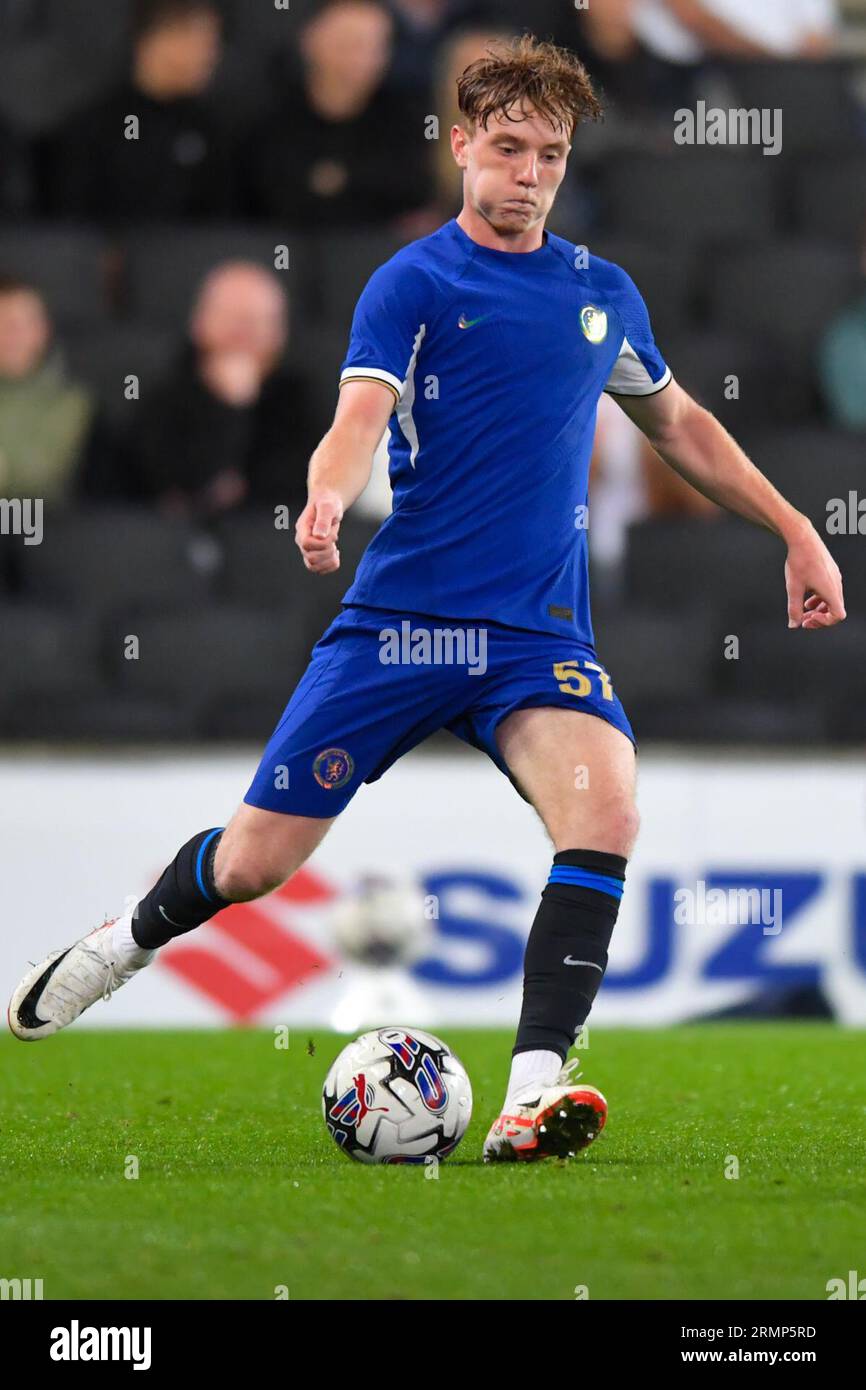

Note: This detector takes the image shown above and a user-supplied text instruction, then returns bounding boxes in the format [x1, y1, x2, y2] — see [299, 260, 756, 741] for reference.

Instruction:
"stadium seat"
[295, 515, 383, 637]
[314, 230, 407, 326]
[596, 608, 716, 703]
[624, 518, 783, 621]
[216, 509, 378, 613]
[792, 156, 866, 245]
[588, 238, 697, 344]
[826, 699, 866, 744]
[0, 602, 104, 697]
[109, 605, 311, 706]
[0, 532, 18, 596]
[203, 691, 291, 741]
[663, 330, 812, 428]
[737, 427, 866, 535]
[716, 618, 866, 702]
[0, 224, 109, 327]
[123, 225, 316, 330]
[287, 323, 347, 429]
[64, 324, 178, 423]
[707, 240, 860, 368]
[629, 694, 829, 745]
[717, 60, 862, 154]
[597, 152, 777, 248]
[215, 508, 303, 609]
[0, 692, 199, 742]
[17, 507, 215, 616]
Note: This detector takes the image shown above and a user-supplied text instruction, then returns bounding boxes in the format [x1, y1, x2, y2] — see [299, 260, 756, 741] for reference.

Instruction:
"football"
[329, 875, 432, 967]
[322, 1026, 473, 1164]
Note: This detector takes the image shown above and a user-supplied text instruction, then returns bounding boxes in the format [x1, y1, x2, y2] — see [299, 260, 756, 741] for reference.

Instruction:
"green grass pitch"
[1, 1024, 864, 1301]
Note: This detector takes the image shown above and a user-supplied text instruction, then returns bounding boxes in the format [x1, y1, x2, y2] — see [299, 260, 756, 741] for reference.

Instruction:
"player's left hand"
[784, 523, 846, 630]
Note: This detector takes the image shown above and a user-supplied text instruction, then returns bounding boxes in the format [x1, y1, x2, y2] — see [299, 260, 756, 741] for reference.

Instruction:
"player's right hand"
[295, 490, 344, 574]
[784, 521, 846, 630]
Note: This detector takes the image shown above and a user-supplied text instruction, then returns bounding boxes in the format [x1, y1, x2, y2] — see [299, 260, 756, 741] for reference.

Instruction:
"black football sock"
[131, 827, 232, 950]
[513, 848, 627, 1059]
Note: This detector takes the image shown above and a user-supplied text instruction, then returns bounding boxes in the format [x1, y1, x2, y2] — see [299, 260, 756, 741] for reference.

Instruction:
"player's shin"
[504, 849, 626, 1107]
[124, 827, 232, 957]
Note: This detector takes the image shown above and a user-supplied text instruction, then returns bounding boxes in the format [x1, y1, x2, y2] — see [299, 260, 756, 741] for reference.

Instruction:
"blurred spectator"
[385, 0, 495, 94]
[632, 0, 839, 63]
[0, 278, 109, 505]
[43, 0, 237, 223]
[819, 240, 866, 430]
[624, 0, 840, 113]
[87, 263, 317, 518]
[388, 0, 452, 89]
[0, 0, 131, 138]
[245, 0, 433, 228]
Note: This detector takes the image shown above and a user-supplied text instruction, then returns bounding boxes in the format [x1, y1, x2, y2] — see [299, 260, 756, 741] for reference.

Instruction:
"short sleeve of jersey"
[603, 267, 672, 397]
[339, 257, 430, 406]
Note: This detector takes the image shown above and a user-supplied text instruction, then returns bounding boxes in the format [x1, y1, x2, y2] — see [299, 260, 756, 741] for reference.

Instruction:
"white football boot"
[7, 910, 154, 1041]
[483, 1058, 608, 1162]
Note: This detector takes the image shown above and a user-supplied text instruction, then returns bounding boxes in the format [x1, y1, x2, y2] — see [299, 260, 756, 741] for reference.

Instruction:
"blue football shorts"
[244, 604, 636, 817]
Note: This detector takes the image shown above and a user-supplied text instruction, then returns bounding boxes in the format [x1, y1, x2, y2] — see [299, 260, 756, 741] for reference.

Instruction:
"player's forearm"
[649, 399, 810, 544]
[306, 424, 376, 511]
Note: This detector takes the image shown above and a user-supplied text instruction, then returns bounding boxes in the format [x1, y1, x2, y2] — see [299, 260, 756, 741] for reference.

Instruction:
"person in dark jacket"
[245, 0, 433, 230]
[109, 261, 318, 518]
[43, 0, 236, 223]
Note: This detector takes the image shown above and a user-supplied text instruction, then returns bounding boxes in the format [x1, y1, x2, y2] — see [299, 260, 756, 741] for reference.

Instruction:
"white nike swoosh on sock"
[562, 957, 603, 969]
[158, 905, 190, 928]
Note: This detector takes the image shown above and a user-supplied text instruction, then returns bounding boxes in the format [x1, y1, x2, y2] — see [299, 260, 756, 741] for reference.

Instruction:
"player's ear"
[450, 123, 470, 166]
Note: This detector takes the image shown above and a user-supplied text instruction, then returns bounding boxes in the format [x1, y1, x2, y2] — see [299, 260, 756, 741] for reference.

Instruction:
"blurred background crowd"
[1, 0, 866, 745]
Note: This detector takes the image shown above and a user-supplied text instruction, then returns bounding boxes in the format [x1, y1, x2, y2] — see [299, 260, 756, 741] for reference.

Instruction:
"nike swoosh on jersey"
[457, 313, 487, 329]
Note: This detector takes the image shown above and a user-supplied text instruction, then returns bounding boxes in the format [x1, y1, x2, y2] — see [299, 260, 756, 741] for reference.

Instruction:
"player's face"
[454, 105, 571, 238]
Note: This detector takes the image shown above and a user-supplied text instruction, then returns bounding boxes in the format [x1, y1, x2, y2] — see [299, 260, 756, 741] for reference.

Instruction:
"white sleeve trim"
[339, 366, 404, 400]
[604, 335, 672, 397]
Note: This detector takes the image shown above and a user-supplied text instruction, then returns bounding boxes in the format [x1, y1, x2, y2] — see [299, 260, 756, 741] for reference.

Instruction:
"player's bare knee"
[212, 851, 280, 903]
[554, 802, 640, 858]
[617, 803, 641, 857]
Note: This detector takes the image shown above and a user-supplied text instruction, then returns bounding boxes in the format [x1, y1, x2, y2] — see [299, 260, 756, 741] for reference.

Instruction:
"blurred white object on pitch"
[328, 876, 434, 1033]
[329, 875, 432, 967]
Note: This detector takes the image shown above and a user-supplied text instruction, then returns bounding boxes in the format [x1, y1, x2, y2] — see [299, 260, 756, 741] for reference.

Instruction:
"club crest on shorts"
[313, 746, 355, 789]
[580, 304, 608, 344]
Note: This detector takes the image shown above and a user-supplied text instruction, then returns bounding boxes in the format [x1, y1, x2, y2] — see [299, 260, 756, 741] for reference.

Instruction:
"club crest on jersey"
[580, 305, 608, 344]
[312, 746, 355, 789]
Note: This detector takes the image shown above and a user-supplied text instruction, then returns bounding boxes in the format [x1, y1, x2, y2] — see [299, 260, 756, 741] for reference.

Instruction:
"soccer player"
[9, 36, 846, 1161]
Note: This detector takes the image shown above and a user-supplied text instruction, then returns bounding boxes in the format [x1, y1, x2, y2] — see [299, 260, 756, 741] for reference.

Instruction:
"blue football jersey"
[338, 217, 671, 644]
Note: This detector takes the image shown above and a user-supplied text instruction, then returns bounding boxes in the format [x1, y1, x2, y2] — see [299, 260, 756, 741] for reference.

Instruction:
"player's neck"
[456, 206, 547, 255]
